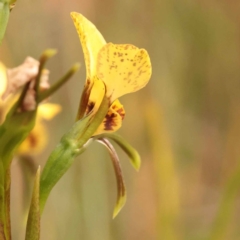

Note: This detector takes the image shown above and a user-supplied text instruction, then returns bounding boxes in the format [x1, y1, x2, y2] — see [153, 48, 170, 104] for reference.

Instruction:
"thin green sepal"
[96, 133, 141, 171]
[98, 138, 126, 219]
[35, 49, 57, 100]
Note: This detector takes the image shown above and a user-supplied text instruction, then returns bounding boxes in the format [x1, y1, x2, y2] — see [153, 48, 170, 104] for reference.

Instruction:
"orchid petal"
[97, 43, 152, 102]
[71, 12, 106, 81]
[93, 99, 125, 136]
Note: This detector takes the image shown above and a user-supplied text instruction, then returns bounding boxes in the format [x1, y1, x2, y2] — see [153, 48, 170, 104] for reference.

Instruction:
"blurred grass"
[1, 0, 240, 239]
[145, 99, 180, 240]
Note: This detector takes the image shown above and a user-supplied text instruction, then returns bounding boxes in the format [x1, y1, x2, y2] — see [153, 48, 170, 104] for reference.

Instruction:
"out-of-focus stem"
[0, 2, 10, 45]
[208, 162, 240, 240]
[0, 166, 11, 240]
[4, 168, 11, 240]
[35, 49, 57, 100]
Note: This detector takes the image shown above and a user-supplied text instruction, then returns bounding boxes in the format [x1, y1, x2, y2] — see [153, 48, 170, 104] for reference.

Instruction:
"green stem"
[0, 165, 11, 240]
[4, 168, 11, 240]
[39, 95, 109, 214]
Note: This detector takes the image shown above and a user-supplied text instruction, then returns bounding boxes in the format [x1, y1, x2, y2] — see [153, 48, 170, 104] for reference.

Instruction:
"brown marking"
[116, 108, 125, 119]
[86, 101, 95, 114]
[28, 133, 37, 148]
[104, 113, 118, 130]
[86, 79, 91, 85]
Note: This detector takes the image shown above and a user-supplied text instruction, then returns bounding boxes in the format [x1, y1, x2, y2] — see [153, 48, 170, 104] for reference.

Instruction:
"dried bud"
[2, 57, 39, 100]
[2, 57, 50, 112]
[21, 80, 36, 112]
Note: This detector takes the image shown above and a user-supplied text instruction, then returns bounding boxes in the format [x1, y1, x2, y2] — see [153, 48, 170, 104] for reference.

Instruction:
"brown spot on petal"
[28, 132, 38, 148]
[86, 101, 95, 114]
[116, 108, 125, 119]
[104, 112, 118, 130]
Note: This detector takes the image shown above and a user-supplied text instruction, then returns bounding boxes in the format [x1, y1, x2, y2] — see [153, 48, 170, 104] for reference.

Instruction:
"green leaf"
[39, 95, 109, 213]
[25, 167, 41, 240]
[98, 138, 126, 218]
[0, 2, 9, 45]
[96, 133, 141, 171]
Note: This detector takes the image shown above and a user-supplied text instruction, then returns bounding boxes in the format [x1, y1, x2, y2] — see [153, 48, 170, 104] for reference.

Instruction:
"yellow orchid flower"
[70, 12, 152, 218]
[71, 12, 152, 135]
[17, 103, 61, 155]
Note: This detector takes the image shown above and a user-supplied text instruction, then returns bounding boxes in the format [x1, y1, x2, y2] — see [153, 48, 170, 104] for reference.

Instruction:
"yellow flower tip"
[112, 193, 127, 219]
[70, 11, 79, 19]
[38, 103, 62, 120]
[70, 11, 106, 80]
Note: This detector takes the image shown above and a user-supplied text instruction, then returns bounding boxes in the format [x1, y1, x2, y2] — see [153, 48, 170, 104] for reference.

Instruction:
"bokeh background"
[1, 0, 240, 239]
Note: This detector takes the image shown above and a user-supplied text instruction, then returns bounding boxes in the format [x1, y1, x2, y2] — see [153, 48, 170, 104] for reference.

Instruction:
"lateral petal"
[93, 99, 125, 136]
[97, 43, 152, 102]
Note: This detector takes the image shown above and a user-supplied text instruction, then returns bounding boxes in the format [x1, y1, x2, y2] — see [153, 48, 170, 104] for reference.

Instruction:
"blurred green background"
[1, 0, 240, 239]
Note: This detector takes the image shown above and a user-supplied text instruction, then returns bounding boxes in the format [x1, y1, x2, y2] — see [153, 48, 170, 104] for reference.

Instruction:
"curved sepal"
[98, 138, 126, 218]
[96, 133, 141, 171]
